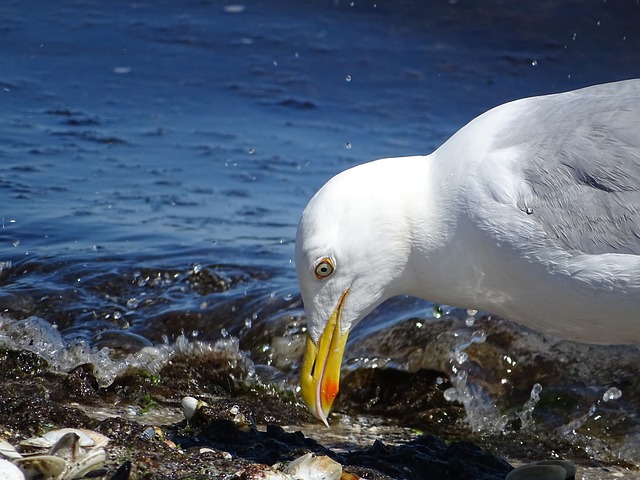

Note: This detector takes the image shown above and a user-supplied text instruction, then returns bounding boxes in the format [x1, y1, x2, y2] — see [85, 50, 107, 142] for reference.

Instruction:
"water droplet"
[471, 330, 487, 344]
[443, 387, 458, 402]
[603, 387, 622, 402]
[248, 147, 256, 154]
[12, 239, 20, 247]
[221, 328, 229, 338]
[518, 383, 543, 429]
[200, 301, 208, 310]
[193, 264, 202, 274]
[345, 74, 352, 82]
[465, 317, 475, 327]
[531, 383, 543, 397]
[432, 305, 443, 318]
[456, 351, 468, 364]
[531, 60, 538, 66]
[345, 142, 352, 149]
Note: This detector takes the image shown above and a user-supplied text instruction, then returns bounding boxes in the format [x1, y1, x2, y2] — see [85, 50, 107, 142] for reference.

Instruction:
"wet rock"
[181, 410, 512, 480]
[186, 267, 230, 294]
[58, 364, 101, 400]
[335, 367, 464, 432]
[110, 461, 132, 480]
[342, 435, 512, 480]
[0, 342, 634, 480]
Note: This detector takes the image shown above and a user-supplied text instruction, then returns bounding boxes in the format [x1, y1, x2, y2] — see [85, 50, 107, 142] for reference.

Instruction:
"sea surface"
[2, 0, 640, 467]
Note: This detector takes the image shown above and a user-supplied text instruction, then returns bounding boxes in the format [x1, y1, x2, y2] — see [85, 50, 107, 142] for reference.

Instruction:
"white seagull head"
[295, 157, 427, 425]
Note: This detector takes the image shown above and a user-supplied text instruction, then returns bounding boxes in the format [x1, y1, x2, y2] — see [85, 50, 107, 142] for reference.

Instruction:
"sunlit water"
[2, 0, 640, 466]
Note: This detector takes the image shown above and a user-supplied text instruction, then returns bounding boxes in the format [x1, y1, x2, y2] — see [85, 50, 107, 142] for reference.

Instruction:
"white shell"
[0, 459, 25, 480]
[20, 428, 109, 450]
[13, 455, 66, 479]
[63, 447, 107, 480]
[182, 396, 199, 420]
[49, 432, 81, 463]
[181, 396, 209, 421]
[506, 464, 567, 480]
[5, 428, 110, 480]
[285, 453, 342, 480]
[0, 438, 22, 460]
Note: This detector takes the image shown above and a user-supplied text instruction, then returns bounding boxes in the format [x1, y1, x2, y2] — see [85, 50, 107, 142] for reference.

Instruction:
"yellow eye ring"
[314, 257, 335, 279]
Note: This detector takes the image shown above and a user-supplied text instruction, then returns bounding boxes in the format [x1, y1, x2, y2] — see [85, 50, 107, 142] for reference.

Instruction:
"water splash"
[558, 403, 598, 437]
[443, 326, 507, 432]
[558, 386, 622, 437]
[517, 383, 543, 430]
[0, 315, 253, 387]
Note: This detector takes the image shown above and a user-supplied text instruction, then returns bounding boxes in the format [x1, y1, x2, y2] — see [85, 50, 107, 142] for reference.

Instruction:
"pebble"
[506, 462, 574, 480]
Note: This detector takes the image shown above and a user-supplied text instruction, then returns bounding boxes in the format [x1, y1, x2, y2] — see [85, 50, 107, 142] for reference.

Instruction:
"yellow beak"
[300, 288, 350, 426]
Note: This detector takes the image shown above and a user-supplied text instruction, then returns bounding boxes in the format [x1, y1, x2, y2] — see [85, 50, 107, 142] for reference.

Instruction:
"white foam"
[0, 315, 254, 387]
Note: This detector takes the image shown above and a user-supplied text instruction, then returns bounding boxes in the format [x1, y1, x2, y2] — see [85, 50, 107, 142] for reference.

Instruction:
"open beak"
[300, 288, 350, 426]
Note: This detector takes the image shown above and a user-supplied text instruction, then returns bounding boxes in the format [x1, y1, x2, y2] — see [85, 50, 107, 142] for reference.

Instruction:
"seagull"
[295, 79, 640, 425]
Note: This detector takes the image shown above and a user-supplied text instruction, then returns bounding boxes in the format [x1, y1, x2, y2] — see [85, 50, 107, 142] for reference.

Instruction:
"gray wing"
[498, 79, 640, 255]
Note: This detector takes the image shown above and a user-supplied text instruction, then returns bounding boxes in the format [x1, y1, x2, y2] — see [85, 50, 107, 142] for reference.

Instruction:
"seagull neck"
[399, 151, 473, 305]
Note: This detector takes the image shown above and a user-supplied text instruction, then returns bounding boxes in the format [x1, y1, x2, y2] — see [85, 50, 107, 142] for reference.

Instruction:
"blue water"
[2, 0, 640, 463]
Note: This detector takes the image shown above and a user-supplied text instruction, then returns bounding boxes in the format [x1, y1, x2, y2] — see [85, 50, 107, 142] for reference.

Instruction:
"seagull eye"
[314, 258, 335, 279]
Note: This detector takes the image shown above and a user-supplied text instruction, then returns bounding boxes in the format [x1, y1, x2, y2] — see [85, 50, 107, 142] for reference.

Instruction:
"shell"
[13, 455, 66, 479]
[0, 459, 25, 480]
[506, 464, 567, 480]
[181, 396, 199, 420]
[49, 432, 81, 463]
[181, 396, 209, 421]
[0, 438, 22, 461]
[19, 428, 109, 451]
[285, 453, 342, 480]
[63, 447, 107, 480]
